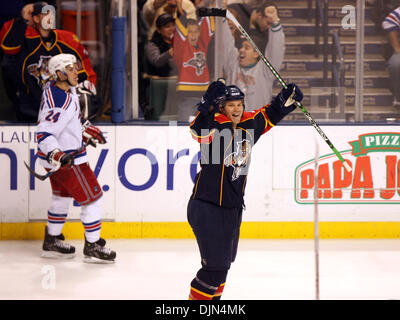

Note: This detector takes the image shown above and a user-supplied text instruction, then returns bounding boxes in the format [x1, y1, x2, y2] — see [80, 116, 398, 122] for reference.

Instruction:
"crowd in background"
[137, 0, 400, 121]
[0, 0, 400, 123]
[0, 0, 284, 123]
[138, 0, 285, 121]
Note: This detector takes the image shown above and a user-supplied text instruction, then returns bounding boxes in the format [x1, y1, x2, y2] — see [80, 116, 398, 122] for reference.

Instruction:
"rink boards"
[1, 123, 400, 239]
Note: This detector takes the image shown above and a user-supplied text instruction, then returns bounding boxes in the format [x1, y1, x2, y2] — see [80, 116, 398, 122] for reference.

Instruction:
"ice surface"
[1, 239, 400, 300]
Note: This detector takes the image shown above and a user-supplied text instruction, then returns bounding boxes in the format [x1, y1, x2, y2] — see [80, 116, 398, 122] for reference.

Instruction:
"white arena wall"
[1, 124, 400, 239]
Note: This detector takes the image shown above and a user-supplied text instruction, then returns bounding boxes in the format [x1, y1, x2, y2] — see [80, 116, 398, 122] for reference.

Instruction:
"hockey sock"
[189, 269, 228, 300]
[82, 220, 102, 242]
[81, 197, 102, 243]
[47, 211, 67, 235]
[47, 195, 71, 236]
[189, 277, 216, 300]
[212, 282, 226, 300]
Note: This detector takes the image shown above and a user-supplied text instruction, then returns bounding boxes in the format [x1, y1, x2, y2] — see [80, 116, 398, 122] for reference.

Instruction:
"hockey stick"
[24, 141, 91, 181]
[24, 161, 57, 181]
[198, 8, 352, 172]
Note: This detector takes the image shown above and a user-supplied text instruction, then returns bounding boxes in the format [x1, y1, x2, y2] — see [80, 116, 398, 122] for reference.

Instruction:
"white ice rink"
[1, 239, 400, 300]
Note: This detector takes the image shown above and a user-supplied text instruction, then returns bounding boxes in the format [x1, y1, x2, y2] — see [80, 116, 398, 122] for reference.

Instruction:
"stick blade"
[198, 7, 226, 17]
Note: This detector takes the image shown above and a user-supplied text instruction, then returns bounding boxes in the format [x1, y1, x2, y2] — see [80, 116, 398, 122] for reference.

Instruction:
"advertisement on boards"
[1, 125, 400, 224]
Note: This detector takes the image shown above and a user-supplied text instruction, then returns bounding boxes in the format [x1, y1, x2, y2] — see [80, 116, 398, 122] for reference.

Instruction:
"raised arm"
[221, 18, 239, 81]
[190, 80, 226, 143]
[253, 83, 303, 141]
[263, 6, 285, 79]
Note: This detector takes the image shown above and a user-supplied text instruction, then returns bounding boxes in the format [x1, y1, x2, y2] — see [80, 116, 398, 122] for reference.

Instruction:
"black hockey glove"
[197, 80, 227, 115]
[265, 83, 303, 125]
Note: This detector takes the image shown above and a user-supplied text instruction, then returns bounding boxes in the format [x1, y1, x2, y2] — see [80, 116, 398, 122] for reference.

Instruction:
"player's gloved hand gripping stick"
[24, 143, 88, 181]
[198, 8, 351, 172]
[24, 120, 107, 181]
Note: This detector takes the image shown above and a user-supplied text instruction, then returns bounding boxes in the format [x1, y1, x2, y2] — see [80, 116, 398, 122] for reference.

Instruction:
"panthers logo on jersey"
[27, 55, 53, 89]
[224, 139, 252, 181]
[183, 52, 207, 76]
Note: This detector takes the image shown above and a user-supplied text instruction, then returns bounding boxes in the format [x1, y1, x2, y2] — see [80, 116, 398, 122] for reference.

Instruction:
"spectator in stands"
[221, 1, 284, 110]
[382, 6, 400, 107]
[143, 0, 196, 40]
[172, 0, 215, 121]
[144, 13, 178, 120]
[247, 1, 280, 52]
[0, 0, 25, 121]
[192, 0, 219, 80]
[145, 13, 177, 77]
[138, 0, 150, 119]
[0, 1, 98, 122]
[226, 3, 251, 48]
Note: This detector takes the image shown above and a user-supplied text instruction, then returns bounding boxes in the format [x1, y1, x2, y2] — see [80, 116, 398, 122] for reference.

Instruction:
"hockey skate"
[83, 238, 116, 264]
[42, 227, 76, 259]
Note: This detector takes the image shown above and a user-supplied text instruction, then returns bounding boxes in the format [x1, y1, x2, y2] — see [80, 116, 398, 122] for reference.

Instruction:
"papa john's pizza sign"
[294, 132, 400, 204]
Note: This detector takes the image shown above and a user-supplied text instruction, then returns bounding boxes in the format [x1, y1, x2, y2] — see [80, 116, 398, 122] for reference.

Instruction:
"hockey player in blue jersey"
[188, 79, 303, 299]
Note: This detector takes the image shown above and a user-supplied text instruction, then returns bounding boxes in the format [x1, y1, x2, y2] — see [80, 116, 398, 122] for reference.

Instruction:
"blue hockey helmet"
[217, 85, 245, 110]
[225, 85, 245, 101]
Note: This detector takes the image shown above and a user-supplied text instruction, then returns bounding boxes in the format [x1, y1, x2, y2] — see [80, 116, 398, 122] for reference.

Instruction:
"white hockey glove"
[82, 119, 106, 148]
[78, 80, 97, 96]
[46, 149, 74, 169]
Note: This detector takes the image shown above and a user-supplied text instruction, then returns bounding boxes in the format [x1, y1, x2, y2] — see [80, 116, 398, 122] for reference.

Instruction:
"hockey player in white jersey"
[36, 53, 116, 263]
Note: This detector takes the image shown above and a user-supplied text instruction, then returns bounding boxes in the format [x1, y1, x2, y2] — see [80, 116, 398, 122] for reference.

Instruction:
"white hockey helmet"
[48, 53, 77, 79]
